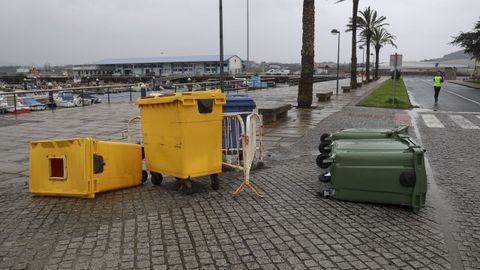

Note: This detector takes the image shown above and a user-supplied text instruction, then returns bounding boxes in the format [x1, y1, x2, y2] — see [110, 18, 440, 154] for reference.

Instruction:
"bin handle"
[181, 98, 196, 106]
[197, 99, 213, 114]
[214, 97, 226, 105]
[93, 154, 105, 174]
[397, 134, 423, 150]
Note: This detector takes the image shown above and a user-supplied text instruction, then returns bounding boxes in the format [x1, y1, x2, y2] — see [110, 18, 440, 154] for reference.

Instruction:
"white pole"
[246, 0, 250, 73]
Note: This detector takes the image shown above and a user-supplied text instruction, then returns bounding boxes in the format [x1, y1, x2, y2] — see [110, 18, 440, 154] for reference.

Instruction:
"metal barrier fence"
[222, 113, 263, 196]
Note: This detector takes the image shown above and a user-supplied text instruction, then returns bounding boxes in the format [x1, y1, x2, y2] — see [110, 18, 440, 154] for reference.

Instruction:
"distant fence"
[0, 84, 134, 113]
[0, 80, 254, 114]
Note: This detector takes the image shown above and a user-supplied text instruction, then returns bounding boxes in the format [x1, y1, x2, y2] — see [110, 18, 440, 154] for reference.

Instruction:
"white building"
[73, 55, 243, 78]
[16, 68, 30, 74]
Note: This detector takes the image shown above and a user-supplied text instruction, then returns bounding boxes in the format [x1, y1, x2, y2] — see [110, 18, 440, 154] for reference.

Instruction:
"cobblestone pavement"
[0, 79, 472, 269]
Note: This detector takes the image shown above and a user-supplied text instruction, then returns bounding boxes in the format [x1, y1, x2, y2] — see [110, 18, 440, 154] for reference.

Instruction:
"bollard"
[48, 82, 54, 110]
[140, 84, 146, 98]
[13, 93, 17, 113]
[81, 89, 85, 107]
[107, 88, 110, 104]
[129, 86, 132, 102]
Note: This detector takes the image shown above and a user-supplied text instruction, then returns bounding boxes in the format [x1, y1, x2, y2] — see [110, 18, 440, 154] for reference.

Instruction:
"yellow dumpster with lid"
[136, 90, 226, 193]
[29, 138, 144, 198]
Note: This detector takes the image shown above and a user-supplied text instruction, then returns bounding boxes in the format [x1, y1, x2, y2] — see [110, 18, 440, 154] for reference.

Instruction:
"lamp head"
[331, 29, 340, 35]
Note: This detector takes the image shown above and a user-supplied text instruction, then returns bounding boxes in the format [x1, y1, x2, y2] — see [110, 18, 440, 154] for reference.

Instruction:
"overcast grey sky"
[0, 0, 479, 66]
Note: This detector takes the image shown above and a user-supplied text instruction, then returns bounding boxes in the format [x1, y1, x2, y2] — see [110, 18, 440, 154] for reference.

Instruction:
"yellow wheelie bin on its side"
[136, 90, 226, 193]
[29, 138, 144, 198]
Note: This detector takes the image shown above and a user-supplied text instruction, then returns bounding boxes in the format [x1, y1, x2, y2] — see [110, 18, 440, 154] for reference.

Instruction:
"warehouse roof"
[96, 55, 238, 65]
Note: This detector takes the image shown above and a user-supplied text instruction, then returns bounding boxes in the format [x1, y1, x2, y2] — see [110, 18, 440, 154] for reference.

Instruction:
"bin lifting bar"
[125, 116, 141, 143]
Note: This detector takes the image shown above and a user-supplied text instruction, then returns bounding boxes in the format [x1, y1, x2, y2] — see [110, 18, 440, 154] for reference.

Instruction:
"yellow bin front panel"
[137, 90, 225, 178]
[29, 138, 142, 198]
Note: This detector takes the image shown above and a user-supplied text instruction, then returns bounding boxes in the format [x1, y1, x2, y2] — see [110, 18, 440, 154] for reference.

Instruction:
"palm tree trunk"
[365, 37, 371, 81]
[298, 0, 315, 108]
[375, 46, 380, 79]
[350, 0, 359, 88]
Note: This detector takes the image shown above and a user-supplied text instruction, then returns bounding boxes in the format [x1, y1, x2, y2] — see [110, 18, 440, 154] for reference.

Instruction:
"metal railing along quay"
[0, 84, 134, 113]
[171, 79, 249, 93]
[0, 80, 259, 114]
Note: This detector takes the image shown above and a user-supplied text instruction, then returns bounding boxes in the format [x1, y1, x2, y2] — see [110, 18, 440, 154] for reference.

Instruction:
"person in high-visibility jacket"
[433, 71, 444, 104]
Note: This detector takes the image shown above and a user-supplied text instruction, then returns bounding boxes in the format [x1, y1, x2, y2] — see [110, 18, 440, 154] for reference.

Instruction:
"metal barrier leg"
[222, 113, 263, 197]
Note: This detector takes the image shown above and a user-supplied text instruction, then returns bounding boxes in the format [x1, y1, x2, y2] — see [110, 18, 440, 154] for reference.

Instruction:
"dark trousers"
[434, 86, 441, 101]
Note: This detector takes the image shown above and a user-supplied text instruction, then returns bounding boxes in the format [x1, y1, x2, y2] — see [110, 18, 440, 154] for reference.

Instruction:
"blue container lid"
[224, 94, 256, 109]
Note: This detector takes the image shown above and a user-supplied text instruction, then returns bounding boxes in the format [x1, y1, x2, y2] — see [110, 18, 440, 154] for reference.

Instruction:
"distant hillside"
[422, 50, 472, 62]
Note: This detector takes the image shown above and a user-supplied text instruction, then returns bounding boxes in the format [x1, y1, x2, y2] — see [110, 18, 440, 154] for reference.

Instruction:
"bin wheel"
[255, 161, 265, 170]
[320, 133, 331, 142]
[150, 172, 163, 186]
[318, 142, 331, 154]
[141, 170, 148, 183]
[318, 172, 331, 183]
[316, 154, 331, 169]
[210, 174, 220, 190]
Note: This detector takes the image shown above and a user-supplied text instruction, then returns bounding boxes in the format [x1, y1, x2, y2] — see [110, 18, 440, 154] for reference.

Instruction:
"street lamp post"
[371, 53, 375, 79]
[219, 0, 225, 92]
[152, 76, 155, 91]
[331, 29, 340, 96]
[359, 46, 365, 82]
[246, 0, 250, 74]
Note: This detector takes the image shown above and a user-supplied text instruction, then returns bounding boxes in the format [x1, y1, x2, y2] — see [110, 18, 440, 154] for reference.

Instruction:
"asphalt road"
[405, 77, 480, 112]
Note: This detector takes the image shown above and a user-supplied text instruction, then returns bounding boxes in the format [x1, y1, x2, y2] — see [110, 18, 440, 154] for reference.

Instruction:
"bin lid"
[136, 89, 226, 106]
[224, 94, 256, 109]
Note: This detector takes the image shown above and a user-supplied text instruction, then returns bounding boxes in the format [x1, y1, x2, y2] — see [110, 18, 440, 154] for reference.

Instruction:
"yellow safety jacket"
[434, 75, 443, 87]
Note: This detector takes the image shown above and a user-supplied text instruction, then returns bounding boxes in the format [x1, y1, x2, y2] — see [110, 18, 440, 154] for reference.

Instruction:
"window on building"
[173, 64, 183, 73]
[184, 64, 194, 73]
[205, 63, 217, 74]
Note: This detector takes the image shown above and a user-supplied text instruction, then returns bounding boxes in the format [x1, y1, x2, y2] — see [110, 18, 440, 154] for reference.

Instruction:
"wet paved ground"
[0, 78, 478, 269]
[405, 77, 480, 270]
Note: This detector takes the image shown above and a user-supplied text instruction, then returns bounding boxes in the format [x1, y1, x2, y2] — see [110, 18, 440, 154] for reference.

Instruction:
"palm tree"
[337, 0, 359, 89]
[348, 7, 387, 81]
[297, 0, 315, 108]
[371, 27, 397, 79]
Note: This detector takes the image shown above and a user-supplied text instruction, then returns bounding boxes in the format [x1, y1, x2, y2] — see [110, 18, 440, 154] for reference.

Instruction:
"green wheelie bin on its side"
[318, 131, 427, 211]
